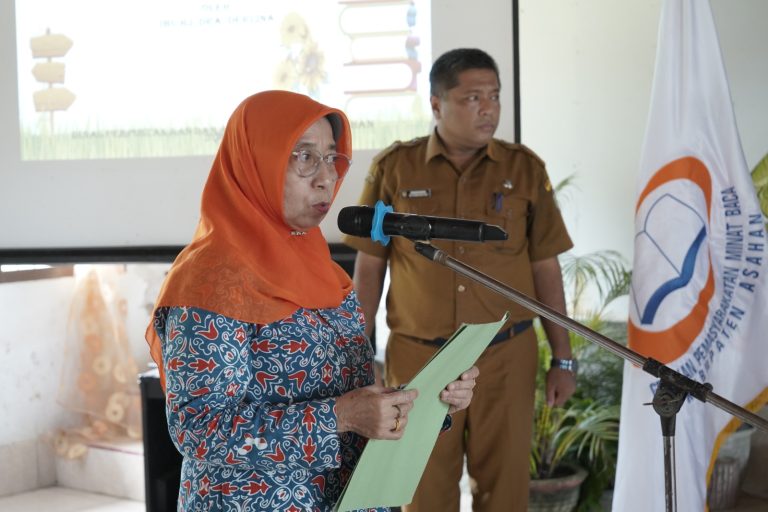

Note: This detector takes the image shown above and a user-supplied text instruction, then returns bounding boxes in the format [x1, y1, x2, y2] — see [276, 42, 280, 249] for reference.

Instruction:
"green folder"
[335, 312, 510, 511]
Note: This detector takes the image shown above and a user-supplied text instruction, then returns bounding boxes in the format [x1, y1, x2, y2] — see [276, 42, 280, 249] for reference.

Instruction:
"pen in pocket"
[493, 192, 503, 212]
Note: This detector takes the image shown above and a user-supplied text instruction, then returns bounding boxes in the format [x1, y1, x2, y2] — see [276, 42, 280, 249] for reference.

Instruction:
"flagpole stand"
[412, 241, 768, 511]
[654, 381, 681, 512]
[643, 358, 712, 512]
[649, 375, 689, 511]
[642, 358, 714, 511]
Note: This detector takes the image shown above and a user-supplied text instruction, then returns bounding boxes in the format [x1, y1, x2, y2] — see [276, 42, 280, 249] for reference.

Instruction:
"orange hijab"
[146, 91, 354, 380]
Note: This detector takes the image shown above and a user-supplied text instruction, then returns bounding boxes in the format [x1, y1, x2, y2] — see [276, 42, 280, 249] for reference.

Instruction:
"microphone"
[338, 201, 508, 245]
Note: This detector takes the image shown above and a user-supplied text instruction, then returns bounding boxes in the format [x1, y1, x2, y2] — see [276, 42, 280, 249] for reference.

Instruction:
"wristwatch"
[550, 357, 578, 374]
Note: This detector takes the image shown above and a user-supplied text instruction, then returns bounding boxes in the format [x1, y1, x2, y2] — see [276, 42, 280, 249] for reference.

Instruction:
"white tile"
[0, 486, 143, 512]
[36, 441, 57, 488]
[56, 439, 144, 502]
[0, 439, 40, 497]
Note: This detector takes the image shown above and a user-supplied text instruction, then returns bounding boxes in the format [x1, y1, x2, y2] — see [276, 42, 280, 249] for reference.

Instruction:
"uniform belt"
[425, 319, 533, 348]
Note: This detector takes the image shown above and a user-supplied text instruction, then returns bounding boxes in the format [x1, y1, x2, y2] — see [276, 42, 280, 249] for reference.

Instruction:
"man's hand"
[440, 365, 480, 415]
[545, 368, 576, 407]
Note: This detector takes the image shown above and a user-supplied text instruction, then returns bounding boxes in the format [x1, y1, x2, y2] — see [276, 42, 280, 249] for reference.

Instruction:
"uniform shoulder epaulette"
[401, 135, 427, 147]
[371, 136, 428, 164]
[495, 140, 545, 167]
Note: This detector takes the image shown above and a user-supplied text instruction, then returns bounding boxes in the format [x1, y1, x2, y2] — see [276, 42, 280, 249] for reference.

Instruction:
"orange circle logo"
[629, 157, 714, 363]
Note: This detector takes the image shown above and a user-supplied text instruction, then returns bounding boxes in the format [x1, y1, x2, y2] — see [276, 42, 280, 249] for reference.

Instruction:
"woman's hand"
[336, 384, 418, 440]
[440, 365, 479, 415]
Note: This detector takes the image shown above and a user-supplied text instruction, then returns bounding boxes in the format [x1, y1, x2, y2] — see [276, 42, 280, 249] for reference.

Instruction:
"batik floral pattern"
[155, 291, 386, 511]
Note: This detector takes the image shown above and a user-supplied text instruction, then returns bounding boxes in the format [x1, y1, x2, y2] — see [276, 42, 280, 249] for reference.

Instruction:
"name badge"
[400, 189, 432, 198]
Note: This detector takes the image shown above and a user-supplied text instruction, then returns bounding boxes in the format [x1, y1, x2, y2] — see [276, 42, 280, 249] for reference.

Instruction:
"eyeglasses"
[290, 149, 352, 180]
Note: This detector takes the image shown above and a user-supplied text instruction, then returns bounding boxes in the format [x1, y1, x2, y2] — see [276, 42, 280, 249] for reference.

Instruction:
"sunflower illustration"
[298, 41, 327, 94]
[273, 59, 298, 90]
[280, 13, 309, 45]
[275, 13, 327, 97]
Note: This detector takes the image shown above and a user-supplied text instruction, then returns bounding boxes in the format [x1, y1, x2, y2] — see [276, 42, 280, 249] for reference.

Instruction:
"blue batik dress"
[154, 290, 388, 512]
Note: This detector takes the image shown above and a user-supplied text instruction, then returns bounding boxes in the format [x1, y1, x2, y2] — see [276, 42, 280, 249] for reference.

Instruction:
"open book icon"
[632, 193, 707, 325]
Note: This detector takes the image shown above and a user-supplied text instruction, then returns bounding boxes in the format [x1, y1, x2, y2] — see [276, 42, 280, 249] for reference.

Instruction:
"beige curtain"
[53, 265, 142, 458]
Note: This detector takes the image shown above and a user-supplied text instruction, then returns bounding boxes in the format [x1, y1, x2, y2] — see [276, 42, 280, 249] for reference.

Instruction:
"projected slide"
[15, 0, 432, 160]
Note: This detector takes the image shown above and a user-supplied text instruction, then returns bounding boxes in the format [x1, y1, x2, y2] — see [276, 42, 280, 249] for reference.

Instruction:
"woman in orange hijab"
[146, 91, 478, 511]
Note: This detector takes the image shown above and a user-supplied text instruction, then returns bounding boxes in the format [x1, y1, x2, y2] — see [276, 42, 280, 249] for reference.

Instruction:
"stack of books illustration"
[632, 193, 708, 325]
[338, 0, 423, 108]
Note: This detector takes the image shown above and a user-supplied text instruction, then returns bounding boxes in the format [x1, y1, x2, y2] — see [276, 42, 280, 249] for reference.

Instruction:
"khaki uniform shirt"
[343, 130, 573, 340]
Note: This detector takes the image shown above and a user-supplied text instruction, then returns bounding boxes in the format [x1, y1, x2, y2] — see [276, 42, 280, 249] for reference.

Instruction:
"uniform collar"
[425, 128, 501, 165]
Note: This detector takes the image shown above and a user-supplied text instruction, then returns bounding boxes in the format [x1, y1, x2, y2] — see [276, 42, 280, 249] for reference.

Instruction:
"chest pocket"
[485, 195, 530, 252]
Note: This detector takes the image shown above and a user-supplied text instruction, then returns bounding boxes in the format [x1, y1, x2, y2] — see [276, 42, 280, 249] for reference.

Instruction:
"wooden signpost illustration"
[30, 28, 75, 132]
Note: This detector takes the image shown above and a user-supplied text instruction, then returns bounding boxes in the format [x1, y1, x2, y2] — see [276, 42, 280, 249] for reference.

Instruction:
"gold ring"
[394, 404, 402, 419]
[394, 417, 401, 432]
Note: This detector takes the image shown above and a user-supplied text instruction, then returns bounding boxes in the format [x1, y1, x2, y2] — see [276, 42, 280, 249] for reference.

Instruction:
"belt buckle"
[428, 337, 447, 347]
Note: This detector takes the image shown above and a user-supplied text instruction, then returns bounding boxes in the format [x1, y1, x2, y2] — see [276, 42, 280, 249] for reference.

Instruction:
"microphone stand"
[412, 241, 768, 512]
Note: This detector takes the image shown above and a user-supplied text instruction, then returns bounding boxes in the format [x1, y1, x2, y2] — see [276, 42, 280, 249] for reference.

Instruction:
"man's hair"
[429, 48, 500, 97]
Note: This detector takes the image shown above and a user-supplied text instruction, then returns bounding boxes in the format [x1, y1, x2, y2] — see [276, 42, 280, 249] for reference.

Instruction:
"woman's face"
[283, 117, 338, 231]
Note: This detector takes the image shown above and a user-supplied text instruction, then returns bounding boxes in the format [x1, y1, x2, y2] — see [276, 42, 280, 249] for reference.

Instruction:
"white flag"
[613, 1, 768, 510]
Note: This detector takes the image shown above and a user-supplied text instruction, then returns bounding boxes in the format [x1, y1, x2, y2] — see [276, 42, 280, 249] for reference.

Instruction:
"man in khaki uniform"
[344, 48, 577, 511]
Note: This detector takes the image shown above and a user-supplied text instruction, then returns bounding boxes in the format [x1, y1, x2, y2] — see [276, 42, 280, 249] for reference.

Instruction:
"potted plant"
[529, 247, 630, 511]
[529, 389, 620, 511]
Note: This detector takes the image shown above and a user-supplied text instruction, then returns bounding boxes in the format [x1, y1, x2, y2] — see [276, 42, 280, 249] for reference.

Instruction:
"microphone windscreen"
[337, 206, 375, 237]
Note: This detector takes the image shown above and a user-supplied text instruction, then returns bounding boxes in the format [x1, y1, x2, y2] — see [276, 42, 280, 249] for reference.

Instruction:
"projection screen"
[0, 0, 517, 255]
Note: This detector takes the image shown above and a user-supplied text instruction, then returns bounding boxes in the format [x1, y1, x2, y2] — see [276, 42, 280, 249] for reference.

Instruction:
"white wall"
[0, 265, 164, 497]
[520, 0, 768, 263]
[711, 0, 768, 167]
[0, 276, 77, 495]
[0, 277, 76, 446]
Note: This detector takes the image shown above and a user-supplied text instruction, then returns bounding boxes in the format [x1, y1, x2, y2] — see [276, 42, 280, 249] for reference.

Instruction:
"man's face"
[431, 68, 500, 151]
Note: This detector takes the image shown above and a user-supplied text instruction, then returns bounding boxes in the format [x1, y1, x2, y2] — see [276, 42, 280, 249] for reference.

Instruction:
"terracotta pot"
[529, 464, 588, 512]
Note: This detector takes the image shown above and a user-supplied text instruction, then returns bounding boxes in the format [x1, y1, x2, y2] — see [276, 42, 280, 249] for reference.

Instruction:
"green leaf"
[752, 153, 768, 221]
[752, 152, 768, 188]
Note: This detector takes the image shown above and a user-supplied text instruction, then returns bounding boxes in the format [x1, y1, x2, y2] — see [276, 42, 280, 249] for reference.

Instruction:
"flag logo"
[628, 157, 715, 362]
